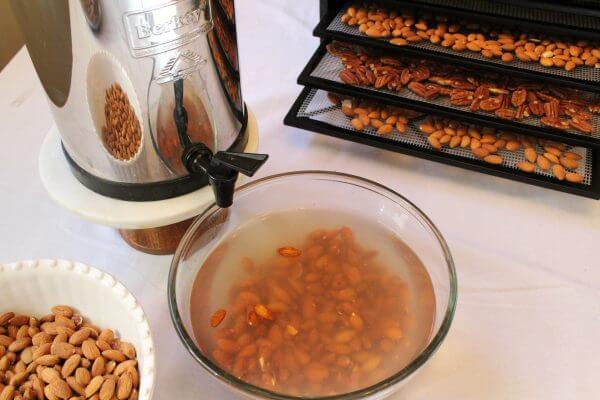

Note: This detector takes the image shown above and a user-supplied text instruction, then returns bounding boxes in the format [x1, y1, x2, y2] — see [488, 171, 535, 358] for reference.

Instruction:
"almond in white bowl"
[0, 260, 155, 400]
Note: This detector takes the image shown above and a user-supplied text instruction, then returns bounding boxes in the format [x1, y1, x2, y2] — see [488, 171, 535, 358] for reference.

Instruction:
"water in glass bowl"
[190, 209, 436, 397]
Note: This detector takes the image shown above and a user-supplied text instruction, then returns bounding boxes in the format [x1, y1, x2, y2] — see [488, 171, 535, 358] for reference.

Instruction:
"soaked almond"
[210, 310, 227, 328]
[278, 247, 302, 258]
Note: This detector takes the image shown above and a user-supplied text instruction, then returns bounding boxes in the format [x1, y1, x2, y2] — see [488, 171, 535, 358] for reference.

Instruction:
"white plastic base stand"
[39, 110, 259, 230]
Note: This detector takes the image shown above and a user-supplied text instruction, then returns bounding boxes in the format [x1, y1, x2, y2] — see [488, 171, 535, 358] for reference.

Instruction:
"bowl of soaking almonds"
[168, 171, 457, 399]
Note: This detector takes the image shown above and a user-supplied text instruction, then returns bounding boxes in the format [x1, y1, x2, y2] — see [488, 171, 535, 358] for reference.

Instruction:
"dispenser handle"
[212, 151, 268, 177]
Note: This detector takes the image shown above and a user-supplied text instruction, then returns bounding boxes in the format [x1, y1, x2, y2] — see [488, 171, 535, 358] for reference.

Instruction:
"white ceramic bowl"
[0, 259, 155, 400]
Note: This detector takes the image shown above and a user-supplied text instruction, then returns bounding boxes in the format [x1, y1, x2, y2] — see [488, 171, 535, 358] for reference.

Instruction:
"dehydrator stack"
[285, 0, 600, 199]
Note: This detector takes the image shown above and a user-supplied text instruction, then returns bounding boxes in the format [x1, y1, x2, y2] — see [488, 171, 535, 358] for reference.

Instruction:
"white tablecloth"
[1, 2, 599, 399]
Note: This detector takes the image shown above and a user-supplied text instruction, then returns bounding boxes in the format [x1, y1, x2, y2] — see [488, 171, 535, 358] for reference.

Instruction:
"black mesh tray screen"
[310, 51, 600, 140]
[298, 88, 593, 186]
[326, 3, 600, 83]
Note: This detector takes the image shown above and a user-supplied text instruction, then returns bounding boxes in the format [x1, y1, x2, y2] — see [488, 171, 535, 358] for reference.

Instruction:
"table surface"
[1, 2, 599, 399]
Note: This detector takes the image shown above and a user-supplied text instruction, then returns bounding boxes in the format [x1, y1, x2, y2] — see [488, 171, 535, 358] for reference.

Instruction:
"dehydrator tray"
[409, 0, 600, 32]
[314, 2, 600, 93]
[284, 88, 600, 199]
[298, 43, 600, 149]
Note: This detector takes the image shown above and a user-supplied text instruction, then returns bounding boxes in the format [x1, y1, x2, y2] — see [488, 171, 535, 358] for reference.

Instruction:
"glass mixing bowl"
[168, 171, 457, 399]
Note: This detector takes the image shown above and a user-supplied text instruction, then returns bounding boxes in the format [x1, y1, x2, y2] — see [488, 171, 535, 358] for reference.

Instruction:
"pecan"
[429, 76, 453, 86]
[388, 76, 401, 91]
[474, 85, 490, 100]
[536, 92, 558, 102]
[451, 80, 476, 90]
[339, 69, 359, 85]
[527, 92, 544, 116]
[470, 97, 482, 111]
[450, 89, 474, 106]
[365, 69, 376, 85]
[543, 101, 560, 119]
[511, 88, 527, 107]
[515, 104, 530, 120]
[422, 84, 441, 99]
[561, 98, 587, 108]
[411, 66, 430, 82]
[563, 107, 592, 121]
[355, 68, 370, 85]
[569, 118, 593, 134]
[400, 69, 411, 85]
[408, 81, 428, 96]
[374, 75, 391, 89]
[541, 117, 569, 130]
[479, 97, 502, 111]
[589, 104, 600, 114]
[380, 57, 402, 67]
[495, 108, 516, 120]
[438, 86, 453, 96]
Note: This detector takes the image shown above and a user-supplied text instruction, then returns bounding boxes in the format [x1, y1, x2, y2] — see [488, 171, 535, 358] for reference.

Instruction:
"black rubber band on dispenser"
[62, 108, 249, 202]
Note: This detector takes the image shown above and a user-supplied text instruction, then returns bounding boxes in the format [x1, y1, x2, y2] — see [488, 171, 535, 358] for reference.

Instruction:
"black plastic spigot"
[173, 79, 268, 208]
[182, 143, 268, 208]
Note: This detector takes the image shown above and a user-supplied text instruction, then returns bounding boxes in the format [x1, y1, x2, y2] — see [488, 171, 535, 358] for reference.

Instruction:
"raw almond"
[85, 376, 104, 398]
[472, 147, 489, 159]
[0, 313, 14, 327]
[560, 157, 579, 169]
[0, 385, 15, 400]
[61, 354, 81, 378]
[117, 372, 133, 400]
[428, 136, 442, 150]
[484, 155, 503, 164]
[82, 340, 101, 361]
[543, 152, 560, 164]
[524, 148, 538, 163]
[552, 164, 566, 180]
[8, 315, 30, 326]
[20, 346, 33, 364]
[41, 367, 62, 383]
[98, 330, 115, 344]
[69, 329, 91, 346]
[106, 360, 117, 374]
[536, 155, 551, 170]
[32, 375, 44, 399]
[91, 357, 105, 377]
[9, 370, 29, 386]
[75, 367, 91, 386]
[66, 376, 85, 396]
[8, 337, 31, 353]
[126, 367, 139, 388]
[51, 306, 74, 319]
[45, 379, 71, 400]
[33, 343, 51, 360]
[114, 360, 137, 377]
[99, 378, 116, 400]
[36, 355, 60, 366]
[96, 340, 111, 352]
[0, 336, 14, 347]
[102, 350, 126, 363]
[119, 343, 136, 360]
[563, 151, 582, 161]
[32, 332, 53, 346]
[51, 342, 75, 359]
[566, 172, 584, 183]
